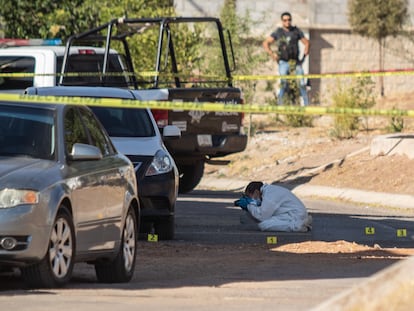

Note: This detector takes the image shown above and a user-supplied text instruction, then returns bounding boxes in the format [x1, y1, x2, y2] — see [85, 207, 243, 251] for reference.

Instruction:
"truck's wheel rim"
[49, 218, 73, 278]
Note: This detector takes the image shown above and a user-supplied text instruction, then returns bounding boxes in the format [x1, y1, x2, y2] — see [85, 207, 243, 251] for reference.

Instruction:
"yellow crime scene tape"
[1, 67, 413, 117]
[0, 71, 160, 78]
[1, 93, 414, 118]
[234, 68, 414, 81]
[2, 68, 414, 80]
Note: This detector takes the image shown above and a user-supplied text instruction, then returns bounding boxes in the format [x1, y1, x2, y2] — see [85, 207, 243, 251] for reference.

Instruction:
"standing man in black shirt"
[263, 12, 310, 106]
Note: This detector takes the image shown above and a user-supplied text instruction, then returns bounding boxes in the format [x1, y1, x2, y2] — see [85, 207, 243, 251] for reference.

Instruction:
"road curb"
[198, 177, 414, 210]
[292, 184, 414, 209]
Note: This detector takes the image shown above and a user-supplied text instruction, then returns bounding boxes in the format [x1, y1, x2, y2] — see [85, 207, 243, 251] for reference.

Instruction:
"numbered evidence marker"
[397, 229, 407, 237]
[147, 234, 158, 242]
[365, 227, 375, 235]
[267, 236, 277, 244]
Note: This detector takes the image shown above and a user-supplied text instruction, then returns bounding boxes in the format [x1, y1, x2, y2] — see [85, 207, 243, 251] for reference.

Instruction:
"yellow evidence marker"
[267, 236, 277, 244]
[397, 229, 407, 237]
[147, 234, 158, 242]
[365, 227, 375, 235]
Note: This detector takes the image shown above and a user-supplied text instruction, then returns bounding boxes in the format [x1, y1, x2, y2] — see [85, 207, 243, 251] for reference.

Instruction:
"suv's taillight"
[151, 109, 169, 128]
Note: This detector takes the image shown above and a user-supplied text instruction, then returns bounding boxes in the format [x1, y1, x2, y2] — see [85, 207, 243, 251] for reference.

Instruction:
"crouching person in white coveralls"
[234, 181, 312, 232]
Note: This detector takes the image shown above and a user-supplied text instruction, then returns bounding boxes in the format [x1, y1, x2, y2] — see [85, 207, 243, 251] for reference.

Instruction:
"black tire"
[21, 205, 75, 288]
[95, 206, 137, 283]
[155, 216, 175, 240]
[178, 160, 204, 193]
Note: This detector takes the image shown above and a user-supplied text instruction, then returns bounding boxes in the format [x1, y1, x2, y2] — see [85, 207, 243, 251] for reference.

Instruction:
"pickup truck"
[0, 17, 248, 193]
[61, 17, 248, 193]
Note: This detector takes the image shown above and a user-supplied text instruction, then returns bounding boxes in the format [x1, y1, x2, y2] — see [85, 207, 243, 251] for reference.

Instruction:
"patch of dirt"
[138, 240, 414, 278]
[135, 241, 414, 289]
[273, 240, 414, 256]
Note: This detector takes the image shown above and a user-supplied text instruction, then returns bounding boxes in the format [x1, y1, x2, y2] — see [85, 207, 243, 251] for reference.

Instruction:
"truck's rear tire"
[178, 160, 204, 193]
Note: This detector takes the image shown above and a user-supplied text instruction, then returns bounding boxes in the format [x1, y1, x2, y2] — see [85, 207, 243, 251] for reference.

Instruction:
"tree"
[0, 0, 203, 83]
[0, 0, 174, 40]
[219, 0, 266, 103]
[217, 1, 272, 134]
[0, 0, 62, 38]
[348, 0, 409, 96]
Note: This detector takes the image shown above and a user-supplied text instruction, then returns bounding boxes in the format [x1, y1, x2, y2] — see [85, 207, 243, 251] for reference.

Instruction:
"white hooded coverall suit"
[246, 184, 310, 232]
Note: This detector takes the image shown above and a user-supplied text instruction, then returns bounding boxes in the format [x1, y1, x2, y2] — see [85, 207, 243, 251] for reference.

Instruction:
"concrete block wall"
[311, 29, 414, 104]
[313, 0, 348, 25]
[174, 0, 314, 35]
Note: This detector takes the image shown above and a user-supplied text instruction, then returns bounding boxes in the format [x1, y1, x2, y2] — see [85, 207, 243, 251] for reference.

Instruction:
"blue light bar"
[0, 38, 62, 47]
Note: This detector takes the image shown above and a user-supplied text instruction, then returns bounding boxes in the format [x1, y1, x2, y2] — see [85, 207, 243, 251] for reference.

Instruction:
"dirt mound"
[273, 240, 414, 257]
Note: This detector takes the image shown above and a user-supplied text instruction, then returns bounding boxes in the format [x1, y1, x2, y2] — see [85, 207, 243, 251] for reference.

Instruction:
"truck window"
[57, 54, 129, 88]
[0, 56, 34, 90]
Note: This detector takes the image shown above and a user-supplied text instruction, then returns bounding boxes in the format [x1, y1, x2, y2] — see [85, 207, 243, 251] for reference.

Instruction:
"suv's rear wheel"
[178, 160, 204, 193]
[95, 206, 137, 283]
[21, 205, 75, 288]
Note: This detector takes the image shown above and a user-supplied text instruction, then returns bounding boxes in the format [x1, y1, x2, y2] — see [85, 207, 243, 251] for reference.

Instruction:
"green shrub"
[387, 114, 405, 133]
[330, 77, 376, 139]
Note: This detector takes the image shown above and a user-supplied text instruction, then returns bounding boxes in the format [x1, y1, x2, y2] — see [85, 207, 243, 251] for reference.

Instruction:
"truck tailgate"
[167, 87, 243, 135]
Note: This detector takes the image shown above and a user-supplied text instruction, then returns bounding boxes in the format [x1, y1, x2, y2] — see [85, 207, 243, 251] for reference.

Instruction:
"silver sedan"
[0, 100, 140, 288]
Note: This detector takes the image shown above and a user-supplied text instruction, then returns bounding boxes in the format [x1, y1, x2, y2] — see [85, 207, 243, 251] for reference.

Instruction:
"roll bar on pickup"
[59, 16, 236, 88]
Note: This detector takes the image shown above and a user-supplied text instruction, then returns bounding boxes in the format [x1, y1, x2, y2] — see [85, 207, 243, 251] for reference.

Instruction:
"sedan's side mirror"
[69, 143, 103, 161]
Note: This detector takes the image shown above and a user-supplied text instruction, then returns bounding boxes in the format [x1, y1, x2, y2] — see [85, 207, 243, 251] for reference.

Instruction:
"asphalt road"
[0, 189, 413, 310]
[176, 189, 414, 247]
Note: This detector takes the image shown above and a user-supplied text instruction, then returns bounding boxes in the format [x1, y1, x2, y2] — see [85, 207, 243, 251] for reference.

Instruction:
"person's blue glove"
[234, 196, 253, 210]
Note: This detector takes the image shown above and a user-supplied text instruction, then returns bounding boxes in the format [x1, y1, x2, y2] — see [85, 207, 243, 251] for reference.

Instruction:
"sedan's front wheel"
[21, 205, 75, 288]
[95, 206, 138, 283]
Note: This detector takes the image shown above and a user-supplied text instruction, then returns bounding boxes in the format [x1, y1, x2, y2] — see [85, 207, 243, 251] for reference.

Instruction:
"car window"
[79, 107, 115, 156]
[0, 104, 54, 159]
[64, 107, 89, 155]
[91, 106, 155, 137]
[0, 56, 35, 90]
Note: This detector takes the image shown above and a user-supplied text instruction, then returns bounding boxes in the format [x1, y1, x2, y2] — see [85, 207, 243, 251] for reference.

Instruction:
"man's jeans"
[278, 60, 309, 106]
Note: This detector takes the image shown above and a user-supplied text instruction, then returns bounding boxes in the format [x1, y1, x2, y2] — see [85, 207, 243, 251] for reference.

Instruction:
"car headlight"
[0, 189, 39, 208]
[145, 149, 173, 176]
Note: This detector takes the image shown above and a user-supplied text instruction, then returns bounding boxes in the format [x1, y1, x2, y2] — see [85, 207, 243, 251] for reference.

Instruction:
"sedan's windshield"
[0, 104, 55, 159]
